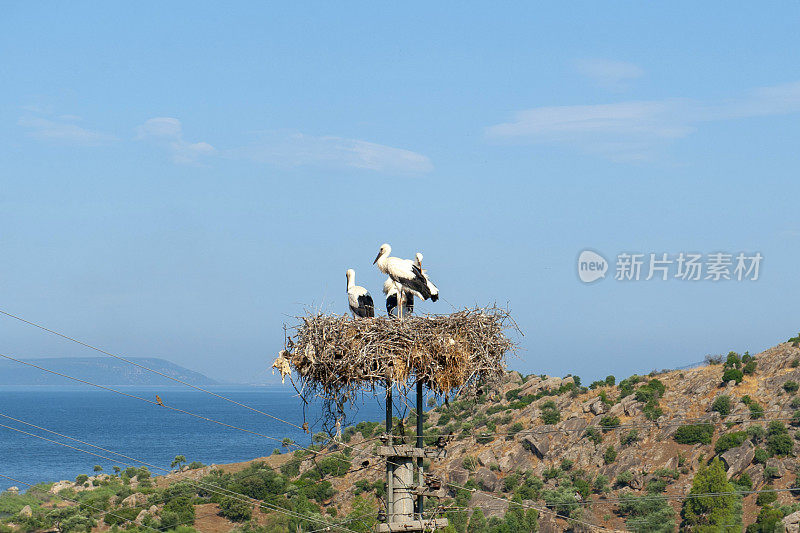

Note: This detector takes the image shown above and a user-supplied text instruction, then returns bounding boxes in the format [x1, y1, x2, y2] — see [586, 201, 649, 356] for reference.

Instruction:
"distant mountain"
[0, 357, 219, 387]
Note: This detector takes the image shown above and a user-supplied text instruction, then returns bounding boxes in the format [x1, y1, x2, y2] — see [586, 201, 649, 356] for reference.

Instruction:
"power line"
[0, 352, 373, 455]
[0, 421, 361, 533]
[0, 308, 304, 430]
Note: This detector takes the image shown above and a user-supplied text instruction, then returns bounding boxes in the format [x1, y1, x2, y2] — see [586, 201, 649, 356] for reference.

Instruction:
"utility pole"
[377, 380, 448, 532]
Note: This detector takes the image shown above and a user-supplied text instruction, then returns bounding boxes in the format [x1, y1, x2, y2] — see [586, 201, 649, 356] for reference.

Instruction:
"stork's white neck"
[346, 272, 355, 290]
[375, 252, 390, 274]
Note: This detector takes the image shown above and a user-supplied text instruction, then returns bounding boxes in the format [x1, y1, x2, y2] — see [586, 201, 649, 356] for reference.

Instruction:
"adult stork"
[346, 269, 374, 318]
[383, 277, 414, 318]
[373, 244, 436, 313]
[415, 252, 439, 302]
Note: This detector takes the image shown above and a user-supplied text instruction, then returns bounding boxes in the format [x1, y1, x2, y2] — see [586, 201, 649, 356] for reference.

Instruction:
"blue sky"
[1, 2, 799, 384]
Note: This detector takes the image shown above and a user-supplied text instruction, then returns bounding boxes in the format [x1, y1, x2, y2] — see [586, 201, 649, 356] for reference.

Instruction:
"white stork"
[383, 277, 414, 318]
[346, 269, 374, 318]
[373, 243, 436, 304]
[415, 252, 439, 302]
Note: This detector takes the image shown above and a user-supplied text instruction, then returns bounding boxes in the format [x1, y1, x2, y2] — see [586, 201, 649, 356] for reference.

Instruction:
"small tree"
[218, 496, 252, 522]
[468, 508, 488, 533]
[93, 465, 103, 472]
[682, 457, 741, 530]
[711, 395, 731, 416]
[171, 455, 187, 469]
[112, 466, 121, 474]
[603, 446, 617, 464]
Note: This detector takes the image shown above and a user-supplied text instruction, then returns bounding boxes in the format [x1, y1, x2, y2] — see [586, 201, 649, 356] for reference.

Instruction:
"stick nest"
[273, 306, 517, 419]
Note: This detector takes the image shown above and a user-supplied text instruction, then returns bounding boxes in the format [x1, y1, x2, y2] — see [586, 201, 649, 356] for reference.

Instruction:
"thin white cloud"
[576, 58, 644, 91]
[18, 116, 116, 146]
[230, 133, 433, 174]
[136, 117, 215, 165]
[486, 81, 800, 161]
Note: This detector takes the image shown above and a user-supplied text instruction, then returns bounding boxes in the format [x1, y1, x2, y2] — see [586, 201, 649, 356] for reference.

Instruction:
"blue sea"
[0, 388, 384, 489]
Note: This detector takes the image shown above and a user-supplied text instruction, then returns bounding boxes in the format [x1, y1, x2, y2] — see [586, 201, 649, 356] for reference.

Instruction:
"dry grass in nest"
[273, 306, 517, 424]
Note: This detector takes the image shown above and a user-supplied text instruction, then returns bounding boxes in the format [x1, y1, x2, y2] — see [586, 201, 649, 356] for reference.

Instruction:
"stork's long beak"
[373, 251, 381, 265]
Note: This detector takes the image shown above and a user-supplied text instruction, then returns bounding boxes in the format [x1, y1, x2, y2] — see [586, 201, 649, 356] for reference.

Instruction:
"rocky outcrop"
[121, 492, 148, 508]
[48, 481, 73, 494]
[475, 467, 498, 492]
[468, 492, 508, 518]
[785, 510, 800, 533]
[18, 505, 32, 518]
[720, 441, 755, 478]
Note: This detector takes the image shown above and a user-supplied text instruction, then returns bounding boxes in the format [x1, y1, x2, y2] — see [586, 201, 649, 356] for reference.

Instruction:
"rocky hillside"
[326, 337, 800, 532]
[4, 337, 800, 532]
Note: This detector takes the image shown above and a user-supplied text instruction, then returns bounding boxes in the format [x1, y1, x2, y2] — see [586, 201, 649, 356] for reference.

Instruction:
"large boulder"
[49, 481, 74, 494]
[582, 398, 605, 415]
[121, 492, 148, 508]
[19, 505, 32, 518]
[784, 510, 800, 533]
[475, 467, 499, 492]
[498, 443, 531, 472]
[468, 492, 509, 519]
[477, 449, 497, 467]
[720, 441, 755, 479]
[447, 467, 469, 486]
[135, 510, 149, 525]
[521, 435, 550, 459]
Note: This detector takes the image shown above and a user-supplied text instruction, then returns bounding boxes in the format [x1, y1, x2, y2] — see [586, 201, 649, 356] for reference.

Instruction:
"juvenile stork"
[415, 252, 439, 302]
[373, 244, 435, 313]
[346, 269, 374, 318]
[383, 277, 414, 318]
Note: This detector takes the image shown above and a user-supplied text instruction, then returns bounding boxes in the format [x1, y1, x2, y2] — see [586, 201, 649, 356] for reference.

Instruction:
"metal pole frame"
[415, 379, 424, 519]
[386, 380, 393, 522]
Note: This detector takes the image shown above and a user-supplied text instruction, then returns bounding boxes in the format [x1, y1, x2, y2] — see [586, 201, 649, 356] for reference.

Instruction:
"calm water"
[0, 388, 384, 488]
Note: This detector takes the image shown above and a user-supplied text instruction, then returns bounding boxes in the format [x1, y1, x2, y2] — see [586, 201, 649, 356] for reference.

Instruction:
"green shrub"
[280, 460, 300, 478]
[724, 352, 742, 369]
[722, 368, 744, 384]
[620, 430, 639, 447]
[618, 492, 676, 532]
[462, 456, 478, 471]
[753, 447, 769, 464]
[789, 333, 800, 347]
[674, 424, 715, 445]
[540, 401, 560, 425]
[218, 496, 252, 522]
[711, 395, 732, 416]
[616, 471, 633, 487]
[743, 360, 757, 375]
[75, 474, 88, 484]
[603, 446, 617, 464]
[593, 475, 610, 494]
[599, 416, 620, 431]
[161, 496, 195, 528]
[584, 426, 602, 445]
[766, 422, 793, 456]
[715, 431, 748, 454]
[748, 505, 783, 532]
[605, 375, 616, 386]
[647, 478, 668, 494]
[560, 458, 573, 471]
[749, 402, 765, 419]
[785, 381, 800, 394]
[756, 488, 777, 506]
